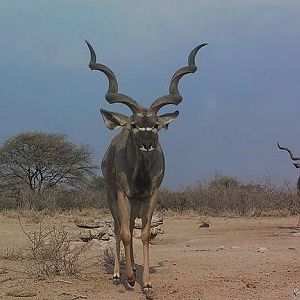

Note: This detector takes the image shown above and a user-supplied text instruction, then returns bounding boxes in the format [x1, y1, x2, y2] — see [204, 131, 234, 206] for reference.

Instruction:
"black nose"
[143, 142, 152, 150]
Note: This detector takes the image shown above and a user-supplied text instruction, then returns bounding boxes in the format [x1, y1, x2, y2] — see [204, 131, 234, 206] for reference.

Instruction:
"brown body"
[85, 40, 207, 292]
[102, 129, 164, 289]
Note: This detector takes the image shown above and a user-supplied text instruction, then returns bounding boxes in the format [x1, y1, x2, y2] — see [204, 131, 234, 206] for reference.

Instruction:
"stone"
[79, 228, 106, 242]
[199, 221, 209, 228]
[134, 212, 163, 229]
[101, 234, 110, 241]
[74, 218, 105, 228]
[258, 247, 268, 253]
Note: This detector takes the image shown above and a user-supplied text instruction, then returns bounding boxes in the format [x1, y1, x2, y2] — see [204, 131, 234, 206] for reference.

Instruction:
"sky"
[0, 0, 300, 187]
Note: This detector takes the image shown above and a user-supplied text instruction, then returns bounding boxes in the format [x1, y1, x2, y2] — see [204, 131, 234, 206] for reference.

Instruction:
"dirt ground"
[0, 212, 299, 300]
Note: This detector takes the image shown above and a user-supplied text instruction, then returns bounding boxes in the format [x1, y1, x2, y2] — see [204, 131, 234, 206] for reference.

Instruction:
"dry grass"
[0, 246, 27, 261]
[100, 247, 125, 274]
[0, 175, 298, 218]
[157, 175, 298, 217]
[17, 218, 90, 276]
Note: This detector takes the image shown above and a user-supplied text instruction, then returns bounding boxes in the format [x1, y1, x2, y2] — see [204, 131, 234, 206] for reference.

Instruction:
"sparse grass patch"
[0, 246, 27, 261]
[18, 218, 90, 276]
[100, 247, 125, 274]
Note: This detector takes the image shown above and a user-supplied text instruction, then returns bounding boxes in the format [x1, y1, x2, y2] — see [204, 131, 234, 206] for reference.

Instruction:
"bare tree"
[0, 132, 96, 208]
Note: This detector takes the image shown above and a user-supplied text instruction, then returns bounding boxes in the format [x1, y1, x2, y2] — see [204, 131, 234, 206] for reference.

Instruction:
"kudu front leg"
[117, 192, 136, 289]
[130, 218, 136, 275]
[112, 224, 121, 285]
[141, 191, 157, 292]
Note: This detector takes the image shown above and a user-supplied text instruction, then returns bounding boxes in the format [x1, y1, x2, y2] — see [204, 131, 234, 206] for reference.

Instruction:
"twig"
[3, 267, 30, 275]
[0, 277, 13, 284]
[57, 279, 73, 284]
[61, 291, 87, 299]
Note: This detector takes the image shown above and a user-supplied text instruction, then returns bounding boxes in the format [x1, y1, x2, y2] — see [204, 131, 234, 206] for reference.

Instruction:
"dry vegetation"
[21, 222, 89, 276]
[158, 175, 298, 217]
[0, 174, 298, 218]
[0, 219, 90, 278]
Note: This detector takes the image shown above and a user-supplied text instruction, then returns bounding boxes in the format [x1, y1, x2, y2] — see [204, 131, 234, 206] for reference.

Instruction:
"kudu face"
[130, 112, 160, 152]
[86, 39, 207, 152]
[100, 107, 179, 152]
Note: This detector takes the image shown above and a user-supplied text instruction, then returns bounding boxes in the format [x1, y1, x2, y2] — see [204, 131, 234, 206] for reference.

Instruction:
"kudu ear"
[100, 109, 130, 130]
[157, 110, 179, 130]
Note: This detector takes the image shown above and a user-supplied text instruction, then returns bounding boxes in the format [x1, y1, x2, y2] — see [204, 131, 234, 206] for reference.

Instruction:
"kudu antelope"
[277, 142, 300, 227]
[86, 40, 207, 292]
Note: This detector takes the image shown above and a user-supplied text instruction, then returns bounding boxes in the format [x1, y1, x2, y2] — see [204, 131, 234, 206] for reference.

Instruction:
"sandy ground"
[0, 212, 299, 300]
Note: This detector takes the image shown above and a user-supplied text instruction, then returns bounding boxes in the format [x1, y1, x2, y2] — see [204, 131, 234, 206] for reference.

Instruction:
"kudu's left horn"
[149, 43, 208, 115]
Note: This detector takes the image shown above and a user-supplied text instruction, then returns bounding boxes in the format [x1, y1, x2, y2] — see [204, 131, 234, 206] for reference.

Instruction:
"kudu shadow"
[101, 253, 165, 292]
[112, 260, 165, 295]
[132, 260, 165, 288]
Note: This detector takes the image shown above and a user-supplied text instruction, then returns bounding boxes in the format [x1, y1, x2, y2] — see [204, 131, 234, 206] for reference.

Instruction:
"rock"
[258, 247, 268, 253]
[199, 221, 209, 228]
[101, 234, 110, 241]
[246, 282, 256, 288]
[74, 218, 105, 228]
[69, 241, 88, 252]
[218, 245, 225, 250]
[133, 213, 164, 242]
[292, 232, 300, 237]
[105, 226, 114, 236]
[79, 228, 106, 242]
[231, 246, 239, 250]
[135, 212, 163, 229]
[90, 239, 103, 246]
[150, 225, 164, 238]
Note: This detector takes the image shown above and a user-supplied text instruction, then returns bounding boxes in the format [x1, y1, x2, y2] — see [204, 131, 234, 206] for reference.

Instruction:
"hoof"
[143, 284, 154, 299]
[126, 279, 135, 290]
[142, 283, 153, 292]
[112, 274, 120, 285]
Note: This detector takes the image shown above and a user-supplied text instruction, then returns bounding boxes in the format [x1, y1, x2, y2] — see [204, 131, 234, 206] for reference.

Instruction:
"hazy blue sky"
[1, 0, 300, 186]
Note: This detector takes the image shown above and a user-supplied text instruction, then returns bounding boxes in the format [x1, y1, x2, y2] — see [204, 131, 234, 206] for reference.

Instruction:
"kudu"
[277, 142, 300, 227]
[86, 40, 207, 292]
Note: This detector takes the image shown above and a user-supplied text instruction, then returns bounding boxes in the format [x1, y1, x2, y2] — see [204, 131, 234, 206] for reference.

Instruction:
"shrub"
[157, 175, 297, 217]
[19, 219, 89, 276]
